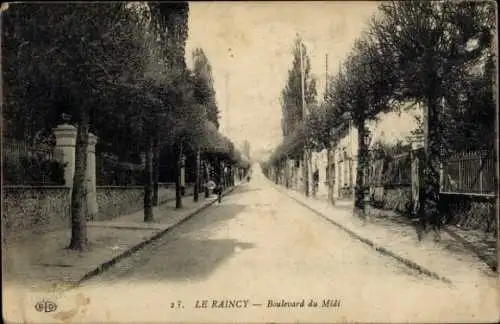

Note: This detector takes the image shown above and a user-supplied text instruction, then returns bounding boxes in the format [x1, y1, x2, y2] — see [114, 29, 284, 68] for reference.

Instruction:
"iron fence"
[368, 152, 411, 187]
[2, 139, 65, 185]
[3, 140, 57, 161]
[441, 150, 495, 195]
[96, 153, 144, 186]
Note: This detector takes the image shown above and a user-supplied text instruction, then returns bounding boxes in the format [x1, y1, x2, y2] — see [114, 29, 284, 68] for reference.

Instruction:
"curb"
[442, 227, 497, 273]
[271, 182, 454, 286]
[74, 184, 241, 287]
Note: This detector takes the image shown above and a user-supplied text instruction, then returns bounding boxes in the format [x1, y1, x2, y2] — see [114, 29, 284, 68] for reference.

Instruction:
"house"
[281, 104, 421, 201]
[323, 107, 422, 201]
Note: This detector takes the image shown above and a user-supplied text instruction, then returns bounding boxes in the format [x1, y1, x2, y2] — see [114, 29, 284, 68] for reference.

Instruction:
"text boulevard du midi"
[194, 299, 341, 309]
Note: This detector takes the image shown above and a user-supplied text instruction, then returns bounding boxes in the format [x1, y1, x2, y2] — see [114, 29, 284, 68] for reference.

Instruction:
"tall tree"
[149, 1, 189, 70]
[147, 1, 190, 209]
[281, 36, 317, 136]
[339, 34, 397, 216]
[3, 2, 155, 249]
[280, 35, 317, 196]
[370, 0, 495, 239]
[192, 48, 220, 129]
[191, 48, 221, 202]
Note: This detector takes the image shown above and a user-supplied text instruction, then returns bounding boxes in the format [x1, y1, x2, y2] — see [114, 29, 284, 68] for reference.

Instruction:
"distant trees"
[281, 36, 317, 137]
[243, 140, 251, 160]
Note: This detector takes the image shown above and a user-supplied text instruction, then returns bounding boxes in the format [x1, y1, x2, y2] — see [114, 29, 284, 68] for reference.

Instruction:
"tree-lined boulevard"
[1, 2, 498, 323]
[5, 165, 494, 323]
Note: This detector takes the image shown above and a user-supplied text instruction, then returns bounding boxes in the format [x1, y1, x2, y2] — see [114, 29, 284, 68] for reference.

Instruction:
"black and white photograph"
[2, 1, 499, 323]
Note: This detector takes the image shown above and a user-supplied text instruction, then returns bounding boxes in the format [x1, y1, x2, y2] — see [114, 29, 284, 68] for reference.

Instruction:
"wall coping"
[381, 183, 412, 189]
[440, 191, 496, 200]
[97, 186, 144, 189]
[3, 185, 69, 190]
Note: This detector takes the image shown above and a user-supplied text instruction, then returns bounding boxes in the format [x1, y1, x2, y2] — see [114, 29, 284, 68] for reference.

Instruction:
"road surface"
[66, 165, 496, 322]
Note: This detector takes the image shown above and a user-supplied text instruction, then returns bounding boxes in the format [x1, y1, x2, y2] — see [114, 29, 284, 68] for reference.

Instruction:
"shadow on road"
[169, 203, 247, 236]
[90, 203, 252, 284]
[112, 238, 255, 282]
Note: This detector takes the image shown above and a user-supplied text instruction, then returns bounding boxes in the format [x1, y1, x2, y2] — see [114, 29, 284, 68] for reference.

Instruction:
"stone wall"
[2, 183, 196, 239]
[2, 186, 71, 240]
[440, 193, 497, 232]
[94, 183, 195, 221]
[371, 187, 497, 232]
[371, 185, 412, 215]
[95, 186, 144, 221]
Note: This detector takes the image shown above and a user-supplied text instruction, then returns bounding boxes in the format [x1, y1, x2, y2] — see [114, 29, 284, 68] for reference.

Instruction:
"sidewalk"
[274, 183, 498, 288]
[3, 184, 241, 291]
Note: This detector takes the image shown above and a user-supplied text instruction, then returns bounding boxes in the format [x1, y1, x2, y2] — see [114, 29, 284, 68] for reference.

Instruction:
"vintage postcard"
[2, 1, 499, 323]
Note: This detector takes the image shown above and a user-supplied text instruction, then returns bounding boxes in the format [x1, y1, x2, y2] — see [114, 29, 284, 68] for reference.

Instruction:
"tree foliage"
[192, 48, 220, 129]
[264, 1, 496, 235]
[370, 0, 495, 153]
[3, 1, 246, 249]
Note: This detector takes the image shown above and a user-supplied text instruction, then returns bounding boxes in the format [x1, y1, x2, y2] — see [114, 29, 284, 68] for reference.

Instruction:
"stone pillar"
[334, 150, 340, 199]
[53, 124, 77, 189]
[86, 133, 98, 219]
[204, 162, 210, 198]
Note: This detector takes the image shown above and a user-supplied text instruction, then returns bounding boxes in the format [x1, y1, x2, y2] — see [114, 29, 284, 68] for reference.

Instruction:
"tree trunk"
[199, 158, 204, 193]
[303, 150, 309, 196]
[152, 138, 160, 206]
[220, 160, 225, 189]
[354, 122, 367, 217]
[418, 88, 442, 241]
[327, 146, 334, 205]
[68, 113, 90, 251]
[204, 161, 210, 198]
[175, 143, 183, 209]
[229, 164, 233, 186]
[194, 148, 200, 202]
[143, 139, 154, 222]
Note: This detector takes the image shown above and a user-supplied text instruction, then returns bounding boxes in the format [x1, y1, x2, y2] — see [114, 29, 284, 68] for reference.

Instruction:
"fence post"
[411, 136, 425, 218]
[53, 124, 77, 190]
[87, 133, 98, 219]
[180, 155, 186, 196]
[479, 155, 483, 193]
[439, 161, 444, 193]
[458, 159, 462, 191]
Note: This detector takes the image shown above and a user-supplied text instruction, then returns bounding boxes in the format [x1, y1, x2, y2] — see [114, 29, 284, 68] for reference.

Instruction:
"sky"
[185, 1, 381, 160]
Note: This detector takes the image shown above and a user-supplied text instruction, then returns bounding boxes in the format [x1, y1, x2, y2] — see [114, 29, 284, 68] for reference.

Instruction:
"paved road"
[72, 165, 494, 323]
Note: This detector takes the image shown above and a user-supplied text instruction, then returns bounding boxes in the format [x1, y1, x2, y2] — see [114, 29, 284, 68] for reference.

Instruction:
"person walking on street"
[216, 182, 222, 203]
[313, 169, 319, 197]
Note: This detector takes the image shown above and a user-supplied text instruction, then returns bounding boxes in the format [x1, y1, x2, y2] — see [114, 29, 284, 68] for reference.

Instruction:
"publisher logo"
[35, 300, 57, 313]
